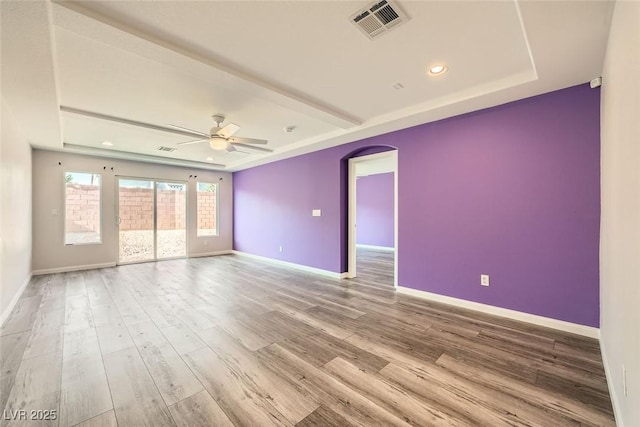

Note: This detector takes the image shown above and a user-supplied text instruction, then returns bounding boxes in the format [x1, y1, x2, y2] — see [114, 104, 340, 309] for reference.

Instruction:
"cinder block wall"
[65, 185, 216, 232]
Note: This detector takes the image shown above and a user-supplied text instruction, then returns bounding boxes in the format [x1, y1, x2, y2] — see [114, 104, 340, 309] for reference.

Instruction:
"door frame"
[116, 176, 189, 265]
[347, 150, 398, 288]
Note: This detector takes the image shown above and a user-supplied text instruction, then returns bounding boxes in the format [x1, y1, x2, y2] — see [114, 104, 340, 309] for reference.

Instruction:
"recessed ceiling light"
[101, 141, 113, 147]
[206, 157, 214, 161]
[428, 64, 448, 76]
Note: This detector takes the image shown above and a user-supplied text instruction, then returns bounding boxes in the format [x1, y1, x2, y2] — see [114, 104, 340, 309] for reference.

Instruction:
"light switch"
[312, 209, 321, 217]
[51, 209, 58, 216]
[481, 274, 490, 287]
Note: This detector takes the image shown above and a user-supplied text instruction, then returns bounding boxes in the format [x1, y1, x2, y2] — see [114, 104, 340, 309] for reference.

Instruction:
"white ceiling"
[1, 1, 614, 171]
[356, 155, 396, 177]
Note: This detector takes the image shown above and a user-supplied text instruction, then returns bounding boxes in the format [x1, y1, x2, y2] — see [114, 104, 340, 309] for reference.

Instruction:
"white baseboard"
[0, 272, 33, 326]
[189, 250, 233, 258]
[599, 333, 624, 427]
[356, 244, 395, 252]
[396, 286, 599, 339]
[232, 251, 347, 279]
[32, 262, 117, 276]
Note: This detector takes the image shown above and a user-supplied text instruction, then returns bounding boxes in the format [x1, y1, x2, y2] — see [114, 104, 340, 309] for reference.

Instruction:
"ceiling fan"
[170, 115, 269, 153]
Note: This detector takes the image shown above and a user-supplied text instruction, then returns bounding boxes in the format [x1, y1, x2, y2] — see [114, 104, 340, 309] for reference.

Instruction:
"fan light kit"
[170, 114, 270, 153]
[209, 137, 228, 150]
[428, 64, 448, 76]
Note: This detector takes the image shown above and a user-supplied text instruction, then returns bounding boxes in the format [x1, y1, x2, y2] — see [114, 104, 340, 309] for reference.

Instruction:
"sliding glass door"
[117, 178, 186, 264]
[156, 181, 186, 259]
[118, 178, 155, 263]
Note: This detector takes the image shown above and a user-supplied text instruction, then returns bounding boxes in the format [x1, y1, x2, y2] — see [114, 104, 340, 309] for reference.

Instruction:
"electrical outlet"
[623, 365, 628, 397]
[279, 246, 283, 253]
[481, 274, 490, 287]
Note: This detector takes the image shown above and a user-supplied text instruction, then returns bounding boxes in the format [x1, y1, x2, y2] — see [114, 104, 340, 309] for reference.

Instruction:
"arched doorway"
[341, 146, 398, 287]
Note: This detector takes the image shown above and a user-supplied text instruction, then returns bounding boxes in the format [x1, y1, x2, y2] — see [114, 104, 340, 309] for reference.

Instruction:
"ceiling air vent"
[350, 0, 409, 40]
[157, 146, 177, 152]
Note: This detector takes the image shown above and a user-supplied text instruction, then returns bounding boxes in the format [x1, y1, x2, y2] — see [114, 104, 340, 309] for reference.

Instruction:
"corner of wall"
[0, 97, 34, 323]
[599, 332, 625, 427]
[0, 273, 32, 326]
[598, 1, 640, 425]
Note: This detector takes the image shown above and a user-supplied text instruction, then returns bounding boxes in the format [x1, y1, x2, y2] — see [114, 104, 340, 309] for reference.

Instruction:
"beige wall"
[600, 1, 640, 426]
[32, 150, 233, 272]
[0, 98, 33, 321]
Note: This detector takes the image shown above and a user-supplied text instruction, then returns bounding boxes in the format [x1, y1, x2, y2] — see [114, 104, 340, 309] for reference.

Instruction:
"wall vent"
[350, 0, 409, 40]
[157, 146, 177, 152]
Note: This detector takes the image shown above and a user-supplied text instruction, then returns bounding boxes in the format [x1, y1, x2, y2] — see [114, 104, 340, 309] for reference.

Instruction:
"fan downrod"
[211, 114, 225, 127]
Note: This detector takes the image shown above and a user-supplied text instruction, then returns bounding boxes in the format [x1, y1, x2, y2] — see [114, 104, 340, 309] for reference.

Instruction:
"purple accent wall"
[233, 150, 343, 272]
[234, 84, 600, 326]
[356, 173, 394, 247]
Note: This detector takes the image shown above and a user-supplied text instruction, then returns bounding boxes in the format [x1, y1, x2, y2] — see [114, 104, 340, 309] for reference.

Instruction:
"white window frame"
[64, 171, 103, 245]
[196, 182, 219, 237]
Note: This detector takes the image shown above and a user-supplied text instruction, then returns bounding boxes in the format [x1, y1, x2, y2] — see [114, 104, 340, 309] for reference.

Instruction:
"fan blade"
[229, 136, 268, 145]
[177, 138, 208, 146]
[232, 143, 273, 153]
[217, 123, 240, 139]
[167, 124, 209, 137]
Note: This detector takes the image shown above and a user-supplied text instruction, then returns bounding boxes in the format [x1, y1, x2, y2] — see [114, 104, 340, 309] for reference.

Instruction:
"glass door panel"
[118, 178, 155, 263]
[156, 182, 187, 259]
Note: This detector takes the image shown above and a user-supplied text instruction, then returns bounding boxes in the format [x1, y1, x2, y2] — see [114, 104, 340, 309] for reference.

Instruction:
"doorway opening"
[347, 149, 398, 287]
[117, 177, 187, 264]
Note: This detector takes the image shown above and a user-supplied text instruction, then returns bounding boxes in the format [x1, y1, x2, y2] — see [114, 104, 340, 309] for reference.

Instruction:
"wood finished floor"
[355, 247, 395, 287]
[0, 252, 614, 426]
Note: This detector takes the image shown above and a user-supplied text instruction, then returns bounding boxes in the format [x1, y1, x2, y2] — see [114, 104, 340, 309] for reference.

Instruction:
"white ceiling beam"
[1, 1, 63, 149]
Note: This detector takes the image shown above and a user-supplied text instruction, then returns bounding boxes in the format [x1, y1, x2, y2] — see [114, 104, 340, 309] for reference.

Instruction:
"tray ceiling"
[1, 1, 614, 171]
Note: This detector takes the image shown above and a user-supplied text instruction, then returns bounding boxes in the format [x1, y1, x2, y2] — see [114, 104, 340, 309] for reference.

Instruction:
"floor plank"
[73, 410, 118, 427]
[90, 304, 124, 328]
[323, 356, 462, 426]
[59, 340, 113, 426]
[127, 321, 204, 406]
[22, 307, 65, 360]
[379, 361, 578, 427]
[257, 344, 411, 427]
[197, 327, 319, 423]
[355, 247, 395, 286]
[0, 332, 29, 414]
[84, 271, 114, 308]
[64, 295, 93, 334]
[159, 324, 206, 355]
[167, 390, 234, 427]
[296, 405, 355, 427]
[2, 351, 62, 427]
[102, 347, 175, 427]
[183, 346, 291, 427]
[436, 353, 611, 426]
[96, 325, 135, 356]
[0, 296, 42, 337]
